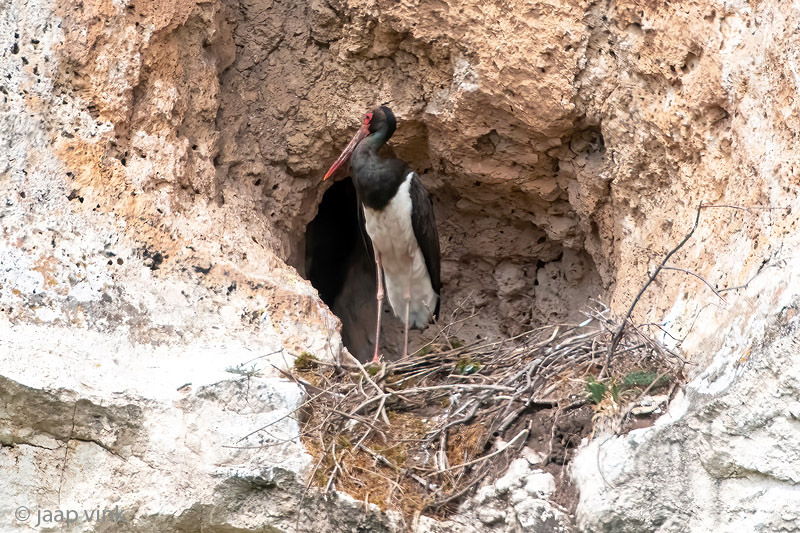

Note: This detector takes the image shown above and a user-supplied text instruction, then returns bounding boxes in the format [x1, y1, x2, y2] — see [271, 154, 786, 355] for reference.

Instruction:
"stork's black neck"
[350, 107, 407, 210]
[363, 105, 396, 150]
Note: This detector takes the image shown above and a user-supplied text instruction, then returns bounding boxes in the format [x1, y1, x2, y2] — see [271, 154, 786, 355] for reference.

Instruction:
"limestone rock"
[3, 0, 800, 530]
[573, 261, 800, 532]
[419, 458, 575, 533]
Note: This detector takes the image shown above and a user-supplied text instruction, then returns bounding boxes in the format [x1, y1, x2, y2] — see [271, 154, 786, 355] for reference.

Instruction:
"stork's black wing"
[409, 173, 442, 312]
[354, 187, 373, 261]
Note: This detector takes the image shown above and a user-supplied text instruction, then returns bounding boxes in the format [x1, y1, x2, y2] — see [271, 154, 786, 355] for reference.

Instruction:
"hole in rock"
[303, 168, 604, 364]
[305, 178, 377, 361]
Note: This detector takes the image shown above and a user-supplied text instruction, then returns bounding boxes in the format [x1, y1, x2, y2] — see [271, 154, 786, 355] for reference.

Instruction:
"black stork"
[323, 106, 441, 363]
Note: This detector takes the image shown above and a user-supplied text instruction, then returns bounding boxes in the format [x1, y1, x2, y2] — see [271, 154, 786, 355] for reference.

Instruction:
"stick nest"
[288, 304, 685, 521]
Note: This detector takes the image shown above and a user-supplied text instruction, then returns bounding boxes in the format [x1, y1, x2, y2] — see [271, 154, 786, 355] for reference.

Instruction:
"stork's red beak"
[323, 123, 370, 181]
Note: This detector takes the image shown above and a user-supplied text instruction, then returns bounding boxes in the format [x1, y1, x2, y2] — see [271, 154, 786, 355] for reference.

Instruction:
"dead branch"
[661, 266, 727, 303]
[606, 203, 703, 364]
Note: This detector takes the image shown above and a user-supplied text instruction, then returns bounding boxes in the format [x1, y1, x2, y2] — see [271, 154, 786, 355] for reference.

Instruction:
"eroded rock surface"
[1, 0, 351, 530]
[419, 457, 575, 533]
[3, 0, 800, 531]
[574, 282, 800, 532]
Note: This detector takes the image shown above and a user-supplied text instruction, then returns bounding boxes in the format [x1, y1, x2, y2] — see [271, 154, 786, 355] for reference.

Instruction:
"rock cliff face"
[2, 0, 799, 531]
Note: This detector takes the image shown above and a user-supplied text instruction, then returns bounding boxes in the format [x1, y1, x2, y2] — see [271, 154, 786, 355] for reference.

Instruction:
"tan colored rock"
[4, 0, 800, 530]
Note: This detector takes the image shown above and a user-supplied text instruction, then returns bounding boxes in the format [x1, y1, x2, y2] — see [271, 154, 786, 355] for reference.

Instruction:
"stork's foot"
[364, 356, 385, 379]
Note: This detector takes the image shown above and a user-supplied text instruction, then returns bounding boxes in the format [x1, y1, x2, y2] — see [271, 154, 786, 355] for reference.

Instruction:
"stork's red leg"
[371, 249, 384, 364]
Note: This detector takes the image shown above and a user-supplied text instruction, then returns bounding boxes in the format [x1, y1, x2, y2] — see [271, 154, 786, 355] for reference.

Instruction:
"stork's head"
[365, 106, 396, 137]
[323, 106, 396, 181]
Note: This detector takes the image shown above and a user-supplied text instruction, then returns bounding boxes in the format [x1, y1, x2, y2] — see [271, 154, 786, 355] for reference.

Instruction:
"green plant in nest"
[454, 357, 481, 375]
[374, 443, 408, 465]
[448, 336, 465, 349]
[336, 435, 353, 449]
[416, 344, 434, 356]
[623, 370, 670, 389]
[294, 351, 319, 371]
[585, 375, 621, 404]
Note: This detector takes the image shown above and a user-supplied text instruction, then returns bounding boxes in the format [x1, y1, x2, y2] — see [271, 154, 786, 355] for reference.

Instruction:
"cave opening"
[296, 120, 607, 365]
[305, 178, 377, 361]
[302, 169, 605, 363]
